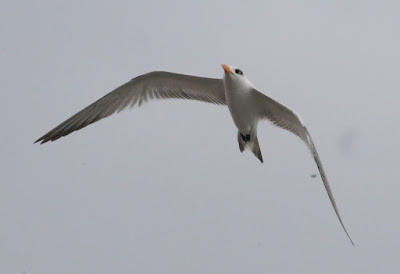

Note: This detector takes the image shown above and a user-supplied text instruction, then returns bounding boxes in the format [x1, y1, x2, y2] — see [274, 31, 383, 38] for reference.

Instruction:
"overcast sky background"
[1, 1, 400, 273]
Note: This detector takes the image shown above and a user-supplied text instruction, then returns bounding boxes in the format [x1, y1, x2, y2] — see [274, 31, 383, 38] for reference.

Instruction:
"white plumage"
[35, 64, 354, 245]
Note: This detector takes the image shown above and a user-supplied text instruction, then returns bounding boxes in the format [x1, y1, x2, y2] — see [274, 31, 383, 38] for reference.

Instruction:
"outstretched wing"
[253, 89, 354, 246]
[35, 71, 226, 144]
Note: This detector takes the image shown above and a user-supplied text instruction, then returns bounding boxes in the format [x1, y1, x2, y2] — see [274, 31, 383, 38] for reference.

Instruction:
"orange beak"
[221, 64, 233, 74]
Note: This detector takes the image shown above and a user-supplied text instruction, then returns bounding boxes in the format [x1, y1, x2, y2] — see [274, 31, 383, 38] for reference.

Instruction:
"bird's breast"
[226, 91, 258, 134]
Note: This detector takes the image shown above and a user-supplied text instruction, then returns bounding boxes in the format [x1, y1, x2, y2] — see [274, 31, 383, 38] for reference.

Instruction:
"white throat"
[223, 74, 254, 96]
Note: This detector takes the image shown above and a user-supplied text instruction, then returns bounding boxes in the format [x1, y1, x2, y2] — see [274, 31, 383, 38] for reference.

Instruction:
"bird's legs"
[240, 133, 251, 143]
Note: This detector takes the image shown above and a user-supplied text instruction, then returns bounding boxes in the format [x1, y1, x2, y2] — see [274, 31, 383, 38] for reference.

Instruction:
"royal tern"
[35, 64, 354, 245]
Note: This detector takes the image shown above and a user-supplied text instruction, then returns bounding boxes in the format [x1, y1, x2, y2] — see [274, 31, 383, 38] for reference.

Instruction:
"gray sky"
[1, 0, 400, 273]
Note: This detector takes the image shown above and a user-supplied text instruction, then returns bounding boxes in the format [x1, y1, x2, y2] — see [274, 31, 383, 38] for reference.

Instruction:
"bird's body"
[222, 68, 262, 161]
[225, 80, 258, 136]
[35, 64, 354, 245]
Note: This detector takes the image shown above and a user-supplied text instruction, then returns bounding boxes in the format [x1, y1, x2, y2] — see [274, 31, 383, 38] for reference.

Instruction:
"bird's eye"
[235, 69, 243, 75]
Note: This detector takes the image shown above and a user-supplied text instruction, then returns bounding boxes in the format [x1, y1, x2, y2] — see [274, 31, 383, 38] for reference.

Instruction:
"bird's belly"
[227, 99, 257, 134]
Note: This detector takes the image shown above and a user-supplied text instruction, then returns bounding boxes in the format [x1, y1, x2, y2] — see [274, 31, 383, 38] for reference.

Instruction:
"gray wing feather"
[35, 71, 225, 144]
[253, 89, 354, 246]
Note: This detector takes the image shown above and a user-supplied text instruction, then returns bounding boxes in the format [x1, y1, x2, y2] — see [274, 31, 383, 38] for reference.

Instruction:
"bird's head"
[221, 64, 254, 91]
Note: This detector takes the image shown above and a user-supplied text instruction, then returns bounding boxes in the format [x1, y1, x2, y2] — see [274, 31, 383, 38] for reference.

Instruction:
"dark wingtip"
[34, 136, 49, 144]
[348, 233, 356, 247]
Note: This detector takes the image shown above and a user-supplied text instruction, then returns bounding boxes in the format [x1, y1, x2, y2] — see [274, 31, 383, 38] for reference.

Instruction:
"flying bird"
[35, 64, 354, 245]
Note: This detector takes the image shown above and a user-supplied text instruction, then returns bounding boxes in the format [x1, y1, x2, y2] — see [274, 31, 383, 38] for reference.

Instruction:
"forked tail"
[237, 132, 263, 163]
